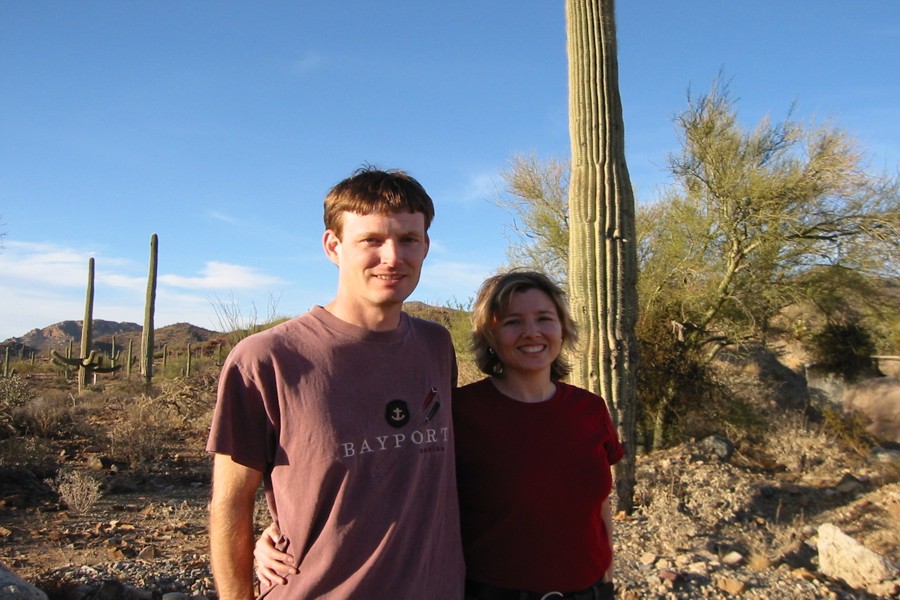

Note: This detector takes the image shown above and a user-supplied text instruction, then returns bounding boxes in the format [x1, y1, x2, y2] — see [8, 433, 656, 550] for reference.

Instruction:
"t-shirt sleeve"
[600, 401, 626, 466]
[205, 357, 274, 473]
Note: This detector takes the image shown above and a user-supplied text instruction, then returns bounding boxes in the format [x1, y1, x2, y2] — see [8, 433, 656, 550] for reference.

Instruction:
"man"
[207, 167, 465, 599]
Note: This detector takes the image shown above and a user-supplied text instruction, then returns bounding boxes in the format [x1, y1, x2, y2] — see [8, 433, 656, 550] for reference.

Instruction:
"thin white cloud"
[460, 171, 502, 204]
[159, 261, 285, 290]
[0, 241, 94, 287]
[415, 258, 496, 307]
[208, 210, 239, 224]
[290, 52, 324, 76]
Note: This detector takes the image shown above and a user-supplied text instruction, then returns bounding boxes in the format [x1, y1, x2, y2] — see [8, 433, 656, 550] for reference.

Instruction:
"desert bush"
[47, 470, 102, 515]
[0, 374, 34, 434]
[107, 395, 181, 466]
[12, 390, 81, 438]
[763, 410, 860, 474]
[808, 321, 880, 383]
[819, 404, 879, 455]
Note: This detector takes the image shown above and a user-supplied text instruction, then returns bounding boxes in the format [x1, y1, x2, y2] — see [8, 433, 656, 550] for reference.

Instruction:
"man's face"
[324, 211, 430, 313]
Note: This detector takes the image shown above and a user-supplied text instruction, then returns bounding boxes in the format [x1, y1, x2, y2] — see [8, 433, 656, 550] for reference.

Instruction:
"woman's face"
[491, 288, 563, 378]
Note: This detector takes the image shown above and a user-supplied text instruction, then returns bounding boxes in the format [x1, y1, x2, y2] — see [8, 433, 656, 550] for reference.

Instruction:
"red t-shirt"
[453, 378, 624, 592]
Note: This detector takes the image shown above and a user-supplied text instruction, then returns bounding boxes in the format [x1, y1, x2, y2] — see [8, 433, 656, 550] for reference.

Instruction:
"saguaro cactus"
[1, 346, 14, 378]
[565, 0, 639, 511]
[50, 258, 121, 392]
[141, 233, 158, 391]
[80, 257, 95, 392]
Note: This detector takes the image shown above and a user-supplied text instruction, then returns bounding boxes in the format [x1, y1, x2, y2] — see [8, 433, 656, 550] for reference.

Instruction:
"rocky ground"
[0, 376, 898, 599]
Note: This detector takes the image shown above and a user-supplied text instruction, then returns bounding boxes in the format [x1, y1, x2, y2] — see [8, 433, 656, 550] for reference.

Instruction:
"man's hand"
[255, 522, 299, 588]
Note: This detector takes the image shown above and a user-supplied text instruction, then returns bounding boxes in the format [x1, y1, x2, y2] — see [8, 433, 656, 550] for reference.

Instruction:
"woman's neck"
[490, 373, 556, 403]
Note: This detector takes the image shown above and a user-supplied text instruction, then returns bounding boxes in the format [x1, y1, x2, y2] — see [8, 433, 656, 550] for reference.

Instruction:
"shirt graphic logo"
[385, 399, 410, 428]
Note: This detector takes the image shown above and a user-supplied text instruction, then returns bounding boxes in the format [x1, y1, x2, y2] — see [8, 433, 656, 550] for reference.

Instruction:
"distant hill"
[2, 321, 220, 357]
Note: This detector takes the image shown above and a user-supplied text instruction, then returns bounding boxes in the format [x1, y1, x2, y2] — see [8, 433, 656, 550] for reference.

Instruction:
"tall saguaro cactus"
[79, 257, 96, 392]
[50, 257, 120, 393]
[141, 233, 158, 391]
[565, 0, 639, 511]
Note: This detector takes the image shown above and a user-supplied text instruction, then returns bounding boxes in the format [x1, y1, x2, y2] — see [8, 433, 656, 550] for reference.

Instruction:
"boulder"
[817, 523, 898, 593]
[0, 562, 47, 600]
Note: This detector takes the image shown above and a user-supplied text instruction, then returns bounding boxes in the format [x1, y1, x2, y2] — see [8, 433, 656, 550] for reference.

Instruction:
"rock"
[722, 550, 744, 567]
[817, 523, 898, 592]
[715, 576, 746, 594]
[834, 473, 864, 494]
[0, 562, 47, 599]
[697, 435, 735, 460]
[137, 545, 157, 560]
[93, 580, 126, 600]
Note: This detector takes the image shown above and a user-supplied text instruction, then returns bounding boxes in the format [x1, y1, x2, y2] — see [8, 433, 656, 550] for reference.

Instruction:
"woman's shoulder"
[455, 377, 492, 397]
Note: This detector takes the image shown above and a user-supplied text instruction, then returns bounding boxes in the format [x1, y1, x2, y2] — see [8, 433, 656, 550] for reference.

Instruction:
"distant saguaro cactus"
[141, 233, 158, 391]
[80, 257, 95, 392]
[1, 346, 14, 378]
[50, 258, 121, 392]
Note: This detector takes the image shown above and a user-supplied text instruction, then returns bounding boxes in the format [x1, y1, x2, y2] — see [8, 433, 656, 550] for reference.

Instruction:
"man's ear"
[323, 229, 341, 266]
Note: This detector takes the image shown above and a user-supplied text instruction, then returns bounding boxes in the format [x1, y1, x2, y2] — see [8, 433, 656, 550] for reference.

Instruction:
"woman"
[255, 271, 623, 599]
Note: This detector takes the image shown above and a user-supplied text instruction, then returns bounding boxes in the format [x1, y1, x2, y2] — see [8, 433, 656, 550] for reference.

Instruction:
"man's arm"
[210, 453, 264, 600]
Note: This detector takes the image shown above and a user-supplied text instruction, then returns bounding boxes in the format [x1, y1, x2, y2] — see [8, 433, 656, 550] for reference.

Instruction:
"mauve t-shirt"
[208, 306, 465, 599]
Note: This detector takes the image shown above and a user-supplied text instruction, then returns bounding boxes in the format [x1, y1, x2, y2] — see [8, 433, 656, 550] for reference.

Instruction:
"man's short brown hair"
[324, 166, 435, 238]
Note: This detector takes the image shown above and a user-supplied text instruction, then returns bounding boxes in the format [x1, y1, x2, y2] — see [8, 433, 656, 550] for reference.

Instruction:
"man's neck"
[323, 300, 403, 332]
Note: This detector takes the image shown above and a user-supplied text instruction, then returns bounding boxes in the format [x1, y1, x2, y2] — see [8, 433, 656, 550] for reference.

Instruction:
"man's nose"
[380, 240, 399, 265]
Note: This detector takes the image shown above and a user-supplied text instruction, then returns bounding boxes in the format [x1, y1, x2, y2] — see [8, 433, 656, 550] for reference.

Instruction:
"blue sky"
[2, 1, 898, 341]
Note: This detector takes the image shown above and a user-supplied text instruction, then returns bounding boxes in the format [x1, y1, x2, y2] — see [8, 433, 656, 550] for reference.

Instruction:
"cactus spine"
[141, 233, 158, 391]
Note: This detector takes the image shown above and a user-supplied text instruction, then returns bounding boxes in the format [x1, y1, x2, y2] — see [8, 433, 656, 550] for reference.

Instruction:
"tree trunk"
[565, 0, 639, 512]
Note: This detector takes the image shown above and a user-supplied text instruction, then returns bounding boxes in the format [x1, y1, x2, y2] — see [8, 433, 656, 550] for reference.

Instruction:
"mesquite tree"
[565, 0, 639, 511]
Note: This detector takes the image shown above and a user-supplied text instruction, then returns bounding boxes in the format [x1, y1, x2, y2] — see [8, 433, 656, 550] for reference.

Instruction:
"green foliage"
[635, 316, 726, 449]
[819, 404, 878, 455]
[808, 321, 879, 382]
[497, 153, 570, 284]
[0, 374, 34, 433]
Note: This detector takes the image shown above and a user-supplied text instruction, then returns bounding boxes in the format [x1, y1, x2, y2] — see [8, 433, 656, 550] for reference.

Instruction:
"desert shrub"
[47, 470, 102, 514]
[635, 316, 727, 450]
[0, 374, 34, 434]
[107, 395, 181, 466]
[808, 321, 879, 383]
[819, 404, 878, 455]
[12, 391, 82, 438]
[762, 411, 848, 474]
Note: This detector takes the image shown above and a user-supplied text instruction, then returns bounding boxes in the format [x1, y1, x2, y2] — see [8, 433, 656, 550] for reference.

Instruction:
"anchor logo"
[384, 399, 410, 428]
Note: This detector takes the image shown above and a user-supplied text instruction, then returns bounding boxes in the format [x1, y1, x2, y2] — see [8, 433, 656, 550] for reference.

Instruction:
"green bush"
[0, 374, 34, 433]
[808, 321, 879, 383]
